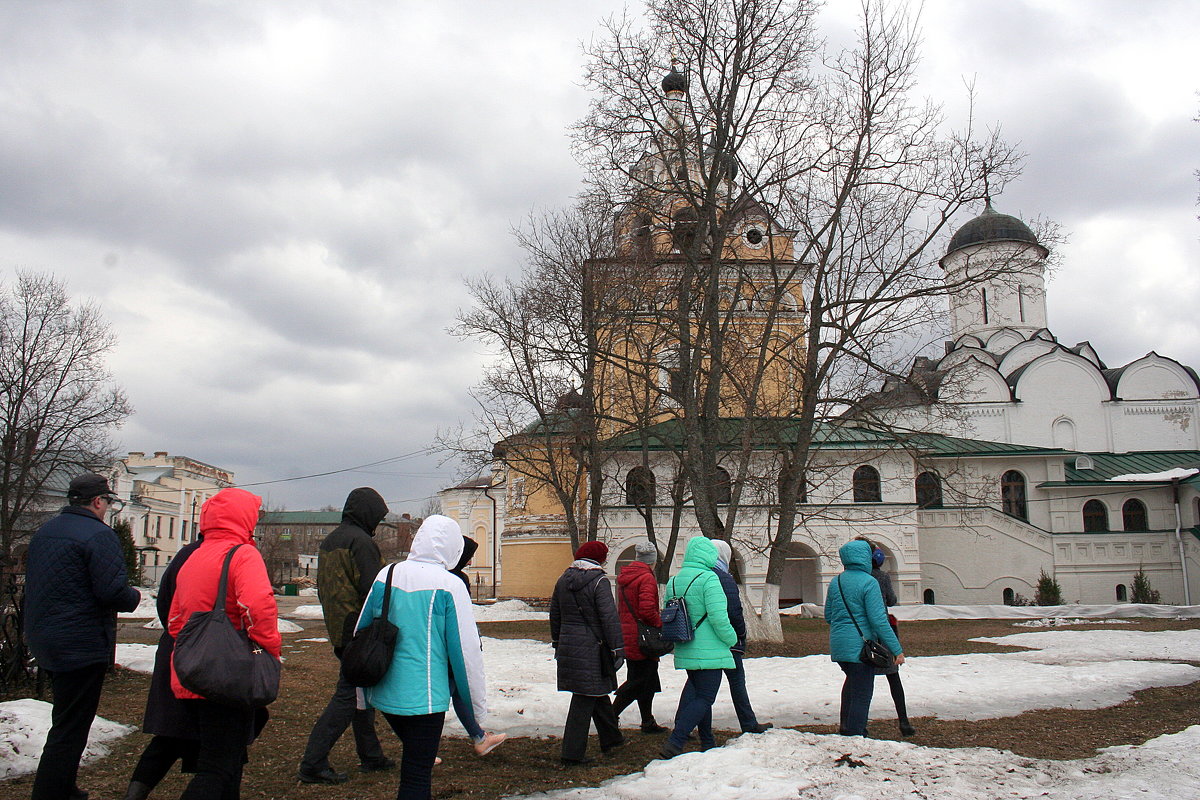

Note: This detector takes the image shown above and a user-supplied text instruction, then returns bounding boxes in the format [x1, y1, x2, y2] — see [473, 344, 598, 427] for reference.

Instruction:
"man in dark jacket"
[549, 541, 625, 765]
[298, 487, 393, 785]
[24, 472, 141, 800]
[711, 539, 772, 734]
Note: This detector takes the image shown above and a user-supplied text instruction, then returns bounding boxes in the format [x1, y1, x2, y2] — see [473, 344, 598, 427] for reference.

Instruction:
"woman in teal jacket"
[659, 536, 737, 759]
[824, 539, 905, 736]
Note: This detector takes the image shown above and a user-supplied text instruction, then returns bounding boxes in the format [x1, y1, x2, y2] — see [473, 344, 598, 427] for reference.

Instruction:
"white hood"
[409, 514, 464, 569]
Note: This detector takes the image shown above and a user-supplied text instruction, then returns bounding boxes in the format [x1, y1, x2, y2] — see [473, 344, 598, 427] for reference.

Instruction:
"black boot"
[899, 720, 916, 737]
[122, 781, 152, 800]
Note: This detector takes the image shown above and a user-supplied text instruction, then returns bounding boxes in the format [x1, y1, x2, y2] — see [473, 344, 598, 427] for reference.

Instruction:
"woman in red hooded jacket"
[611, 542, 667, 732]
[167, 488, 280, 800]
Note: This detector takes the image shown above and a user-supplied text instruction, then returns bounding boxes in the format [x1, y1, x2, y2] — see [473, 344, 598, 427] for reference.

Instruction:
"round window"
[743, 227, 765, 247]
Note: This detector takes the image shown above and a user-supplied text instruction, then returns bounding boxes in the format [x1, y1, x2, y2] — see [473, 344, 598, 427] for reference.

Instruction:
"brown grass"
[2, 616, 1198, 799]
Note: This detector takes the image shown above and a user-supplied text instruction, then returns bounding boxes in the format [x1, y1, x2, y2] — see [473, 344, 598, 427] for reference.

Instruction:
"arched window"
[1003, 587, 1015, 605]
[625, 467, 656, 508]
[1082, 499, 1109, 532]
[1001, 471, 1027, 520]
[712, 467, 732, 505]
[915, 471, 943, 509]
[1122, 499, 1149, 532]
[853, 465, 882, 503]
[1115, 584, 1128, 602]
[923, 589, 936, 605]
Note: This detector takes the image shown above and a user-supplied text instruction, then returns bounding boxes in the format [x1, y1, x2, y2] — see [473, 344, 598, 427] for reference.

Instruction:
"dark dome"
[661, 67, 687, 94]
[946, 203, 1041, 256]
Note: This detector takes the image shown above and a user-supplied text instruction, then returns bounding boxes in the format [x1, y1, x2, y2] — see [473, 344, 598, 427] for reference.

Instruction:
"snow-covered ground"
[6, 622, 1200, 798]
[288, 597, 548, 623]
[782, 602, 1200, 620]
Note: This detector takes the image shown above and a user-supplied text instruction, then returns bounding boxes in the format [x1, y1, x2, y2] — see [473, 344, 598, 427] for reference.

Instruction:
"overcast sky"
[1, 0, 1196, 512]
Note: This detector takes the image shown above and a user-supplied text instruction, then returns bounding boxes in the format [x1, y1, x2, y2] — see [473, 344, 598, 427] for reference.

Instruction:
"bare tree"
[449, 199, 616, 552]
[577, 0, 1030, 640]
[0, 271, 132, 567]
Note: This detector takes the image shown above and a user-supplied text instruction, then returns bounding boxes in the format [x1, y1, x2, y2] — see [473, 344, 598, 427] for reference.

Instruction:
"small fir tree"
[113, 518, 144, 587]
[1035, 569, 1062, 605]
[1130, 567, 1161, 604]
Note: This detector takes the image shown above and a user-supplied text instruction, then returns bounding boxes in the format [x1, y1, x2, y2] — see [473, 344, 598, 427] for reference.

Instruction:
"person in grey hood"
[298, 487, 394, 785]
[550, 540, 625, 765]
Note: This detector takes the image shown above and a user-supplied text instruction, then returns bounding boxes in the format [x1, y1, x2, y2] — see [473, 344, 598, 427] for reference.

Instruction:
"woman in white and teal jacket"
[355, 515, 487, 799]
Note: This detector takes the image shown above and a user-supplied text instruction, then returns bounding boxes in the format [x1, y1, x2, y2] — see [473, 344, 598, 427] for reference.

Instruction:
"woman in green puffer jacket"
[658, 536, 737, 758]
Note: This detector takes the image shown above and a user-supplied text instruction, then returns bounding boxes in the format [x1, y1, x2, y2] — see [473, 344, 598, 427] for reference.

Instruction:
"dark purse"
[341, 563, 399, 688]
[835, 576, 896, 670]
[620, 583, 673, 658]
[173, 544, 281, 708]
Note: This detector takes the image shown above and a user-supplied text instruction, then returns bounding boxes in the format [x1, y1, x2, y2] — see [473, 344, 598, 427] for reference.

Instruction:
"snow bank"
[0, 700, 132, 779]
[509, 726, 1200, 800]
[781, 602, 1200, 620]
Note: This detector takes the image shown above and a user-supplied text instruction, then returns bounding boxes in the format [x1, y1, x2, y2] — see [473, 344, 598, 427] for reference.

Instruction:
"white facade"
[110, 451, 233, 583]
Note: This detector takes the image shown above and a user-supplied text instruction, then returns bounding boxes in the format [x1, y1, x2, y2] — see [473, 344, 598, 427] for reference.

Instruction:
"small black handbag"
[620, 584, 673, 658]
[173, 544, 281, 708]
[835, 576, 896, 670]
[341, 563, 399, 688]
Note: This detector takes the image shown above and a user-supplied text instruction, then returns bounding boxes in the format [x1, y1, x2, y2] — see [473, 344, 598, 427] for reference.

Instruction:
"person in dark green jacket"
[659, 536, 737, 759]
[824, 539, 905, 736]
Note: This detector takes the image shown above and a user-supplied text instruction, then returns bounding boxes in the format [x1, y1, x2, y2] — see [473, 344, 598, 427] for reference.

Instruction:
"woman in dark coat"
[549, 541, 625, 765]
[121, 539, 202, 800]
[611, 542, 666, 732]
[869, 544, 914, 736]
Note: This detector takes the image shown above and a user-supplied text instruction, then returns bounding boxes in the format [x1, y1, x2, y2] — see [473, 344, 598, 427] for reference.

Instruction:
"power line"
[233, 447, 441, 489]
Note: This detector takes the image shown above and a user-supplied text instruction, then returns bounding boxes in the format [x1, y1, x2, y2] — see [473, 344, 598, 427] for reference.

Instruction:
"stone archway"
[779, 540, 821, 606]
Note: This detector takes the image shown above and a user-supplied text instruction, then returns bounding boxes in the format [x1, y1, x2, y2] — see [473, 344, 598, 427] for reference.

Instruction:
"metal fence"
[0, 572, 40, 697]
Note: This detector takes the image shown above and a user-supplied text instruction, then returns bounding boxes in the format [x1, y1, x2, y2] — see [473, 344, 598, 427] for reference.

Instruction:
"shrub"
[1130, 567, 1161, 604]
[1008, 592, 1036, 606]
[1034, 569, 1062, 605]
[113, 518, 144, 587]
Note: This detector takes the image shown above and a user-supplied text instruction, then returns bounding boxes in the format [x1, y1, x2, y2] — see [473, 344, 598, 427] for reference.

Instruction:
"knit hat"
[872, 547, 886, 568]
[711, 539, 732, 566]
[634, 542, 658, 564]
[575, 540, 609, 563]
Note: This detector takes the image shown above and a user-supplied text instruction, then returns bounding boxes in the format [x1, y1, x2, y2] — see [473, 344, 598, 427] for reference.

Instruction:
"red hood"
[198, 488, 262, 544]
[618, 558, 655, 587]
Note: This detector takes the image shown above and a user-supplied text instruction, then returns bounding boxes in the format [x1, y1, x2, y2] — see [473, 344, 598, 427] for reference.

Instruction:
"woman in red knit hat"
[549, 541, 626, 765]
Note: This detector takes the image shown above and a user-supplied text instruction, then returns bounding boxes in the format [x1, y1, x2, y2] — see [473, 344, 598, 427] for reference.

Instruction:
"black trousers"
[31, 663, 108, 800]
[178, 700, 253, 800]
[612, 658, 661, 723]
[561, 694, 622, 761]
[381, 712, 444, 800]
[129, 735, 199, 788]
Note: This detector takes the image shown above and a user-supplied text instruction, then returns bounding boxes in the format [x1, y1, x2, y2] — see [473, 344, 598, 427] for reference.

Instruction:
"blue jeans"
[382, 712, 444, 800]
[668, 669, 723, 749]
[723, 652, 761, 731]
[838, 661, 875, 736]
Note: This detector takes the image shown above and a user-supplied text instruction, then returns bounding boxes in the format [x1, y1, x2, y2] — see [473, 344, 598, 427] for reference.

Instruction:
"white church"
[443, 203, 1200, 609]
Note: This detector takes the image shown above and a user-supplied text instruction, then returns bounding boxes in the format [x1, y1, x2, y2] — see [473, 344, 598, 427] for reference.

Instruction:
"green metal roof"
[258, 511, 342, 525]
[1041, 451, 1200, 487]
[605, 418, 1060, 457]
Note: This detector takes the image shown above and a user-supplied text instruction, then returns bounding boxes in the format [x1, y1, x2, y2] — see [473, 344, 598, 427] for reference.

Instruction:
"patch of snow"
[1109, 468, 1199, 482]
[288, 604, 325, 619]
[0, 699, 131, 779]
[1013, 618, 1133, 628]
[474, 599, 549, 622]
[508, 727, 1200, 800]
[115, 643, 157, 674]
[277, 618, 304, 633]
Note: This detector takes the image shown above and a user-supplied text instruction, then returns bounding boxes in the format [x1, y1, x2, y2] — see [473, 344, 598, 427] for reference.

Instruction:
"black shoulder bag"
[342, 562, 400, 687]
[836, 575, 895, 670]
[173, 544, 282, 708]
[620, 582, 673, 658]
